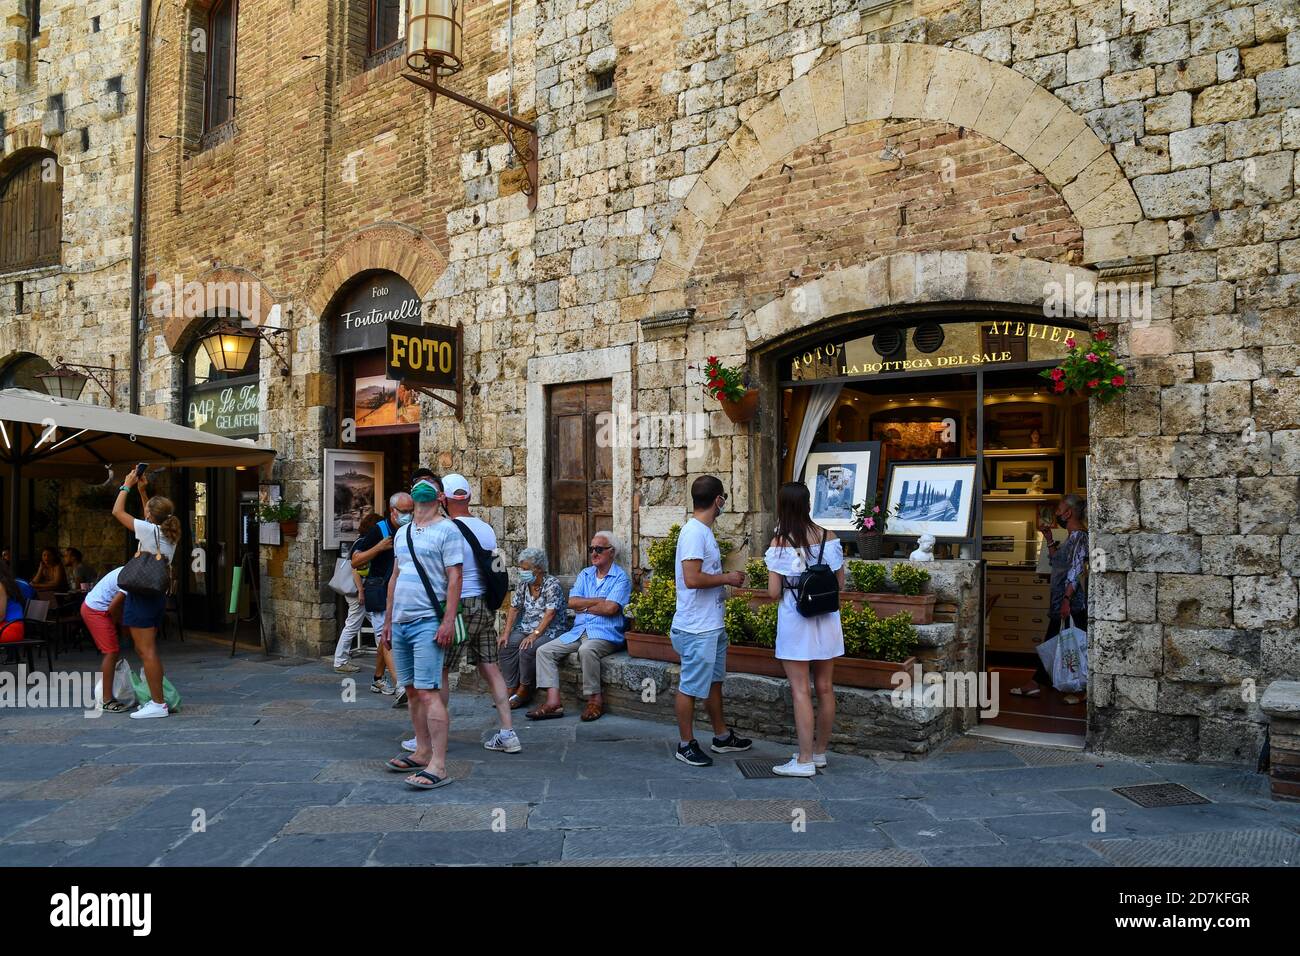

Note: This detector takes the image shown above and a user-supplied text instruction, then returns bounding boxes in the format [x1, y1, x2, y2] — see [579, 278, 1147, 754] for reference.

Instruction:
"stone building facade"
[120, 0, 1300, 765]
[0, 0, 139, 572]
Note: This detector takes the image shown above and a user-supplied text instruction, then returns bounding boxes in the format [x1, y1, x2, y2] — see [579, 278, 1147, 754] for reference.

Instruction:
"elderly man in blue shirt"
[527, 530, 631, 723]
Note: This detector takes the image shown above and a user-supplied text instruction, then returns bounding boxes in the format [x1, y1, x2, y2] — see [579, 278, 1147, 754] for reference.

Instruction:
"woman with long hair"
[111, 468, 181, 719]
[30, 546, 68, 591]
[765, 481, 846, 777]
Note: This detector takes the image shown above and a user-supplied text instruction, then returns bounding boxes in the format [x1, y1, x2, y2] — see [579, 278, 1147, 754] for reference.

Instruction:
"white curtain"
[791, 382, 844, 481]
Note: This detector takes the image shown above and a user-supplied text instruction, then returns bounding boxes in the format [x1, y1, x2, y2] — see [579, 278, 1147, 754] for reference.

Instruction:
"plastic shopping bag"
[94, 658, 134, 703]
[1036, 616, 1088, 694]
[130, 668, 183, 711]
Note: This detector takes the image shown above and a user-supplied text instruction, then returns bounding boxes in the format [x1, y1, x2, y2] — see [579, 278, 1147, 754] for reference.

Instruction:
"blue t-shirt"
[4, 598, 21, 623]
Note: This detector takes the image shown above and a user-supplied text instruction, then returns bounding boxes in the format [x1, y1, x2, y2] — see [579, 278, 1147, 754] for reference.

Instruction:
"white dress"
[764, 537, 845, 662]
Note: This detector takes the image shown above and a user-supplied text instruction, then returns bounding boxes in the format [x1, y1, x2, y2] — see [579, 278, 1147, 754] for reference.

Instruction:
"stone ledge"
[1261, 680, 1300, 717]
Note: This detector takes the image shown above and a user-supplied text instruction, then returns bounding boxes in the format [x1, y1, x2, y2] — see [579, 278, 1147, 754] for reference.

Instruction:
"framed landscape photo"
[883, 458, 978, 540]
[995, 459, 1055, 492]
[800, 441, 881, 531]
[1068, 449, 1088, 495]
[323, 449, 385, 550]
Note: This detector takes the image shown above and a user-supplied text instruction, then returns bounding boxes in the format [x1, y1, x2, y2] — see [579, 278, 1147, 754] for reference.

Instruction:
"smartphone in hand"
[135, 462, 148, 478]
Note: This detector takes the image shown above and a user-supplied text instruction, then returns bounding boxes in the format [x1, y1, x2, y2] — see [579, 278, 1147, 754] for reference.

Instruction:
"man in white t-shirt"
[437, 474, 521, 754]
[670, 474, 752, 767]
[82, 567, 129, 712]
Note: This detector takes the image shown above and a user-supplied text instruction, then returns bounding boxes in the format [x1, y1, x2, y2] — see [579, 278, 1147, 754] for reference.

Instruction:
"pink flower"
[1086, 352, 1100, 363]
[864, 517, 875, 530]
[1065, 337, 1076, 348]
[872, 505, 880, 513]
[1050, 368, 1064, 381]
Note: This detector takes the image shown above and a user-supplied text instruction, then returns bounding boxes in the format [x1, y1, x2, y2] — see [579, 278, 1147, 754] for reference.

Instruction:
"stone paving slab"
[677, 798, 834, 825]
[561, 825, 732, 860]
[417, 804, 531, 832]
[250, 833, 383, 867]
[733, 848, 927, 867]
[879, 818, 1004, 849]
[12, 764, 137, 800]
[1087, 828, 1300, 867]
[285, 806, 425, 834]
[7, 787, 172, 843]
[529, 798, 679, 829]
[158, 808, 299, 867]
[0, 840, 83, 866]
[920, 843, 1112, 866]
[372, 830, 565, 865]
[716, 821, 894, 853]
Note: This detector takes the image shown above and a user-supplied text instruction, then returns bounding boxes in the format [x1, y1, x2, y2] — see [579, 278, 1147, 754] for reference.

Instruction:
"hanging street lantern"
[197, 321, 291, 377]
[404, 0, 538, 210]
[35, 356, 117, 405]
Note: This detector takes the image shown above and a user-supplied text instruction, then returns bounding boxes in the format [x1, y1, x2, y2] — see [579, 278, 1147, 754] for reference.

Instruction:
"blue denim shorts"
[390, 616, 445, 690]
[670, 626, 728, 698]
[122, 592, 166, 630]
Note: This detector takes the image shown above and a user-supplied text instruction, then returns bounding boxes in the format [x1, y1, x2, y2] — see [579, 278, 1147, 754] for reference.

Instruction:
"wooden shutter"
[548, 381, 613, 576]
[0, 153, 61, 271]
[206, 0, 237, 130]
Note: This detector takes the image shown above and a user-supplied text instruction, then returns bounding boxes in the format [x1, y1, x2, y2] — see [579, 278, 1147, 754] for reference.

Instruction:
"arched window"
[205, 0, 239, 131]
[184, 316, 261, 439]
[0, 150, 62, 272]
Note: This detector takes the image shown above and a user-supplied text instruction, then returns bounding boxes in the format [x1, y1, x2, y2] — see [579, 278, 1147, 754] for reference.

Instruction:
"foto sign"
[386, 321, 458, 392]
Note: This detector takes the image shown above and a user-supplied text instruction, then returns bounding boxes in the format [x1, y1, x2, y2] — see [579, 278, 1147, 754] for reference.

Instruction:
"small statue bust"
[1030, 428, 1041, 448]
[1029, 474, 1044, 495]
[909, 533, 936, 562]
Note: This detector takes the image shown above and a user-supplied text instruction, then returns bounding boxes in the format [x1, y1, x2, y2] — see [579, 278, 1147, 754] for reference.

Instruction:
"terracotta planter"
[857, 592, 935, 624]
[856, 531, 883, 558]
[719, 388, 759, 424]
[623, 630, 916, 689]
[279, 520, 299, 537]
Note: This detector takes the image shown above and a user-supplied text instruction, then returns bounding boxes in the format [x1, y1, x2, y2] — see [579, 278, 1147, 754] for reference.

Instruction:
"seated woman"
[63, 548, 95, 588]
[30, 547, 69, 592]
[0, 562, 26, 644]
[498, 547, 566, 709]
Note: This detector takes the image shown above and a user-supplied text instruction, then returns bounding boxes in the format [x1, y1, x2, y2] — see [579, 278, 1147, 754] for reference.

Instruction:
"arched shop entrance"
[771, 307, 1092, 741]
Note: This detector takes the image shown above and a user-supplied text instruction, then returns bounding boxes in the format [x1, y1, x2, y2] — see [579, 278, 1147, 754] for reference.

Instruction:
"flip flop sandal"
[1009, 686, 1041, 697]
[102, 699, 131, 713]
[405, 769, 451, 791]
[386, 755, 424, 772]
[526, 705, 565, 720]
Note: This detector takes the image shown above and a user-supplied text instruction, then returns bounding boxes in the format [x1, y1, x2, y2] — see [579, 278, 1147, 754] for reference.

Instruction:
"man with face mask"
[669, 474, 751, 767]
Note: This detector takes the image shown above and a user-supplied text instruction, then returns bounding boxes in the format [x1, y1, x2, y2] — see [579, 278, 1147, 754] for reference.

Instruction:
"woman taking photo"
[765, 481, 846, 777]
[111, 467, 180, 719]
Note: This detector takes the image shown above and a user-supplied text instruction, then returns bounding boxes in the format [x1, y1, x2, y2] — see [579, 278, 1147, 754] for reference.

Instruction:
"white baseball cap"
[442, 473, 472, 499]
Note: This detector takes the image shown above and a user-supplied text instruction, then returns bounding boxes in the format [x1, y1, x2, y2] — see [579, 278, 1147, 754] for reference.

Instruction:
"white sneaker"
[772, 757, 816, 777]
[484, 731, 522, 754]
[794, 751, 828, 768]
[130, 700, 169, 720]
[401, 737, 417, 753]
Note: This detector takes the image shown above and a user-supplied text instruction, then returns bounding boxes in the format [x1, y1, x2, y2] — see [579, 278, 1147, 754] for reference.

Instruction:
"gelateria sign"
[790, 321, 1086, 379]
[187, 383, 260, 438]
[333, 272, 422, 355]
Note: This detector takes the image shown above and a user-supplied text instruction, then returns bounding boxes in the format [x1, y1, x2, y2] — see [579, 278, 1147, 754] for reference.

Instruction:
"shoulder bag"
[405, 524, 468, 645]
[450, 518, 509, 611]
[118, 525, 172, 598]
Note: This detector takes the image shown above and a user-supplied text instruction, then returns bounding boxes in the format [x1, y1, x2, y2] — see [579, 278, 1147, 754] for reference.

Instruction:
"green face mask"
[411, 479, 440, 503]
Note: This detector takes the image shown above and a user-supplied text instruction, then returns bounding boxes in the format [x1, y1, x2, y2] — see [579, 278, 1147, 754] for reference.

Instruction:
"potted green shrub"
[256, 500, 302, 537]
[843, 560, 936, 624]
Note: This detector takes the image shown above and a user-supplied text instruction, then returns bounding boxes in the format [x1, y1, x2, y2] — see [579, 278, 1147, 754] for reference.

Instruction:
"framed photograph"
[258, 482, 282, 547]
[883, 458, 978, 540]
[982, 520, 1034, 564]
[800, 441, 881, 531]
[995, 459, 1056, 492]
[1068, 449, 1088, 495]
[323, 449, 385, 550]
[983, 396, 1061, 455]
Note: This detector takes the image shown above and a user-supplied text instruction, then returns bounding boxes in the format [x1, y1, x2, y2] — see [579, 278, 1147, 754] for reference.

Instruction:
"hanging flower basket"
[699, 356, 756, 423]
[1040, 330, 1127, 403]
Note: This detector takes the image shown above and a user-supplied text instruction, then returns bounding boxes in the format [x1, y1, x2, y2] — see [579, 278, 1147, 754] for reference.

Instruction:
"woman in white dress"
[765, 481, 846, 777]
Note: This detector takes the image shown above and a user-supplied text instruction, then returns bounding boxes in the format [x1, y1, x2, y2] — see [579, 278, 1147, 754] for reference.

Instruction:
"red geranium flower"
[1086, 352, 1100, 363]
[1094, 330, 1107, 341]
[1111, 375, 1125, 386]
[1050, 368, 1064, 381]
[1087, 379, 1100, 388]
[1064, 337, 1076, 348]
[1053, 381, 1066, 393]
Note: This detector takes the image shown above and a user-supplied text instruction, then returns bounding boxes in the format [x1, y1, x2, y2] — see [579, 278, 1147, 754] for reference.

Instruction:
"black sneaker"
[675, 739, 713, 767]
[392, 689, 409, 709]
[710, 729, 753, 753]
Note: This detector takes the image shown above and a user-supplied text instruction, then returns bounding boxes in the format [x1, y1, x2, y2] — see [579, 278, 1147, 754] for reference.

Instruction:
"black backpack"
[784, 528, 840, 618]
[451, 519, 509, 611]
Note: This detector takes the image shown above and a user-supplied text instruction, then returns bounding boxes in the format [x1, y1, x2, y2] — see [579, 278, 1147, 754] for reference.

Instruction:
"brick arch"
[649, 42, 1146, 302]
[306, 222, 446, 319]
[743, 251, 1097, 348]
[160, 267, 283, 352]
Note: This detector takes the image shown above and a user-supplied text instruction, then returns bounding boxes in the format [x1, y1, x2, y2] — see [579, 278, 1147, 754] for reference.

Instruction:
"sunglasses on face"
[588, 545, 611, 554]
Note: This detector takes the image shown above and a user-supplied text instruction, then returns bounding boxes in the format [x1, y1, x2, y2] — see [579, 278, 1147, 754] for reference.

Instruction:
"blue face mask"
[394, 512, 413, 527]
[518, 570, 535, 583]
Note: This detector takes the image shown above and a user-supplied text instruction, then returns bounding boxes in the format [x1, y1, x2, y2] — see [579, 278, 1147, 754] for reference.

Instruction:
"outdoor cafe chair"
[1, 599, 56, 672]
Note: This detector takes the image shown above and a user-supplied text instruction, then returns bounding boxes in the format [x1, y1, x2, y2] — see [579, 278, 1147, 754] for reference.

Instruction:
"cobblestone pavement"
[2, 642, 1299, 867]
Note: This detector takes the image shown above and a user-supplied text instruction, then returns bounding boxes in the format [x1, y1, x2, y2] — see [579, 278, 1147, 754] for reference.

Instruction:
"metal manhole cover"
[735, 759, 819, 779]
[1112, 783, 1211, 808]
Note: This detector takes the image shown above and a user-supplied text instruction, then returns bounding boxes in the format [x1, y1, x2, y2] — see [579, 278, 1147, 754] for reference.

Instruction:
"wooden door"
[548, 381, 612, 576]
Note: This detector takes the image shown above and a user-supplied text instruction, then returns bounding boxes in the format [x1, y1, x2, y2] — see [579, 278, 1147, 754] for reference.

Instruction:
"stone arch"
[306, 222, 446, 319]
[649, 42, 1149, 303]
[742, 251, 1097, 348]
[160, 266, 283, 352]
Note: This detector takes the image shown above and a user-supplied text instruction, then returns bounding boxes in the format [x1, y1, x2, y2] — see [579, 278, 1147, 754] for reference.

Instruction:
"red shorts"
[0, 620, 23, 643]
[81, 603, 120, 654]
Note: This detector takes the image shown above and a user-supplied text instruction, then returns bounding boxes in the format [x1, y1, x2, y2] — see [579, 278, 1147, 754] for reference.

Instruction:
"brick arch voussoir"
[306, 223, 446, 319]
[161, 267, 282, 353]
[652, 43, 1144, 300]
[743, 251, 1099, 347]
